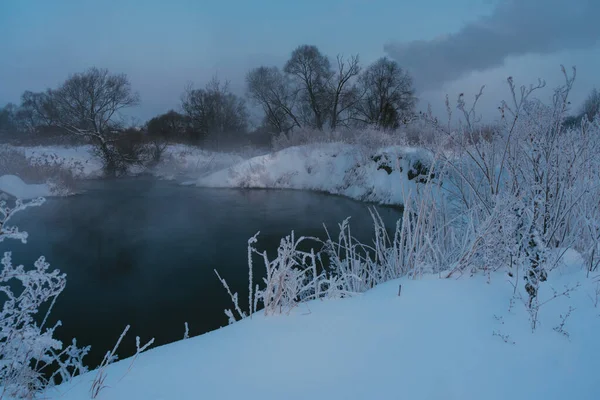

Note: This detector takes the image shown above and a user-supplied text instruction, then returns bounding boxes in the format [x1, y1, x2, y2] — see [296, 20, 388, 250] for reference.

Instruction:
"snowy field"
[197, 143, 433, 205]
[44, 252, 600, 400]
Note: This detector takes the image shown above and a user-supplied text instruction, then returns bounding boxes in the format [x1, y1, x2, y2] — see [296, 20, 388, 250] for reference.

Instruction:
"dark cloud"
[385, 0, 600, 91]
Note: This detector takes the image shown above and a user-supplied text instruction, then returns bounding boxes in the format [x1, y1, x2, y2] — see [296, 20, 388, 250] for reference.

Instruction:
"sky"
[1, 0, 599, 124]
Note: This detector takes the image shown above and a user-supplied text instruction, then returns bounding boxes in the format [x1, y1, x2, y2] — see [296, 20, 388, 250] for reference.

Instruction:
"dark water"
[1, 177, 403, 368]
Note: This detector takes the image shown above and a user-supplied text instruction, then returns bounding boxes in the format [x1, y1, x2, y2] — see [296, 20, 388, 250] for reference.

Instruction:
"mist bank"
[0, 144, 246, 193]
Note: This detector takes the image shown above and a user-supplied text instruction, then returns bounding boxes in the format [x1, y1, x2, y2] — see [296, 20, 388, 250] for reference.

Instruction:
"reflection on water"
[1, 177, 403, 367]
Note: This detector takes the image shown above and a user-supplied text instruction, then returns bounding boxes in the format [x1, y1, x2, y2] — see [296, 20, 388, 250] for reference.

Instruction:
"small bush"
[1, 198, 90, 399]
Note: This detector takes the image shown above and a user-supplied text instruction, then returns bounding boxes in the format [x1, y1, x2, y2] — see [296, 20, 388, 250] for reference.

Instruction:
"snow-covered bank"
[0, 175, 52, 199]
[3, 142, 431, 204]
[46, 261, 600, 400]
[6, 144, 246, 181]
[196, 143, 433, 205]
[20, 145, 104, 178]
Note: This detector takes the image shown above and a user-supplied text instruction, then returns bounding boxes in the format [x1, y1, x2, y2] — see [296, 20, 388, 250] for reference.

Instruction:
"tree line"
[246, 45, 416, 133]
[145, 46, 418, 146]
[0, 45, 417, 139]
[1, 44, 598, 173]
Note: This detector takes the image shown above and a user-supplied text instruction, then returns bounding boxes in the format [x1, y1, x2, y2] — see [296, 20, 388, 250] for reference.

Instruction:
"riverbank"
[45, 254, 600, 400]
[1, 178, 404, 372]
[2, 142, 433, 206]
[8, 144, 246, 180]
[3, 141, 598, 400]
[0, 144, 246, 199]
[196, 143, 433, 206]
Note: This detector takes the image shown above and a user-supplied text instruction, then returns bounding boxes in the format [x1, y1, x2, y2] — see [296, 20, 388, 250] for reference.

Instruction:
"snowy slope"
[0, 175, 52, 199]
[46, 257, 600, 400]
[196, 143, 433, 205]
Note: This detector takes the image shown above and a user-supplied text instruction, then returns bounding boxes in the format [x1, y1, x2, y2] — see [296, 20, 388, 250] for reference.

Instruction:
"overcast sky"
[1, 0, 599, 123]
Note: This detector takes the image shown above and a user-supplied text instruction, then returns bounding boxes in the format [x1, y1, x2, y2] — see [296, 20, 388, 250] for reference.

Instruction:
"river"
[1, 177, 403, 367]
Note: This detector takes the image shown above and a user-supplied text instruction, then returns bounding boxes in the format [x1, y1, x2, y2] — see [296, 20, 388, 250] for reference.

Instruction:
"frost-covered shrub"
[216, 172, 447, 321]
[217, 232, 332, 320]
[0, 197, 89, 399]
[421, 68, 600, 327]
[219, 67, 600, 330]
[89, 325, 154, 399]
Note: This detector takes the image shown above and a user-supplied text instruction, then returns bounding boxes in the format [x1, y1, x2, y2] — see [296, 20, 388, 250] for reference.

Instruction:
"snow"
[8, 144, 245, 181]
[18, 145, 105, 178]
[44, 252, 600, 400]
[0, 175, 52, 199]
[196, 143, 433, 205]
[6, 143, 429, 205]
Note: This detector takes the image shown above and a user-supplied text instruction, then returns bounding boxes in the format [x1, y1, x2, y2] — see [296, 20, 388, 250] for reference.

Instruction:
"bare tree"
[284, 45, 333, 130]
[329, 54, 361, 130]
[145, 110, 191, 164]
[181, 76, 248, 150]
[39, 67, 141, 174]
[18, 91, 61, 133]
[581, 88, 600, 122]
[246, 66, 301, 134]
[0, 103, 19, 136]
[354, 57, 416, 130]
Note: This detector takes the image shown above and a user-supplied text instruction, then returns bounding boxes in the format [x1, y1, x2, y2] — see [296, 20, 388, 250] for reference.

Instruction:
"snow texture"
[44, 252, 600, 400]
[197, 143, 433, 205]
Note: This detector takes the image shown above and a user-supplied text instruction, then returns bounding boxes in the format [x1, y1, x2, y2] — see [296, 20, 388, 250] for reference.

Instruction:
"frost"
[216, 69, 600, 338]
[0, 198, 89, 399]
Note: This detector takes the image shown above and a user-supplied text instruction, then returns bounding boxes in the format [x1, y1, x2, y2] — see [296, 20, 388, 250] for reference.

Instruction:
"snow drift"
[196, 143, 434, 205]
[44, 261, 600, 400]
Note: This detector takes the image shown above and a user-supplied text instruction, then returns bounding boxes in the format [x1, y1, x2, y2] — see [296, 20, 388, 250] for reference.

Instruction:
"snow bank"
[196, 143, 433, 205]
[0, 175, 52, 199]
[47, 261, 600, 400]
